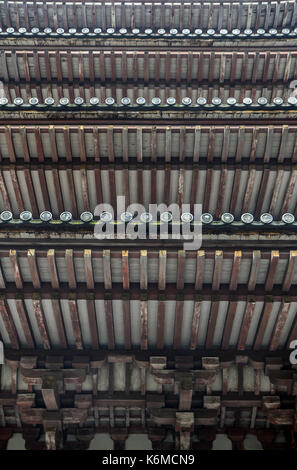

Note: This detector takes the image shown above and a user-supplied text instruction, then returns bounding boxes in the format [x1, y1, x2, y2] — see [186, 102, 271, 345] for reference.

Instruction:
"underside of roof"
[0, 0, 297, 452]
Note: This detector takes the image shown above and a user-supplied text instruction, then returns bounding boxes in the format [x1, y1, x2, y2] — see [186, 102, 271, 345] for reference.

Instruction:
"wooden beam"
[265, 251, 279, 292]
[140, 296, 148, 350]
[282, 251, 297, 291]
[269, 302, 290, 351]
[65, 249, 77, 289]
[173, 298, 184, 350]
[157, 297, 165, 350]
[0, 298, 19, 349]
[248, 251, 261, 291]
[205, 300, 219, 349]
[122, 251, 130, 290]
[9, 250, 23, 289]
[15, 298, 34, 349]
[104, 298, 115, 349]
[237, 301, 256, 350]
[221, 301, 238, 350]
[68, 296, 83, 350]
[229, 251, 242, 291]
[27, 250, 41, 289]
[189, 300, 201, 350]
[122, 298, 131, 350]
[103, 250, 112, 290]
[51, 298, 67, 349]
[32, 295, 51, 350]
[253, 301, 273, 350]
[140, 251, 148, 290]
[84, 249, 94, 289]
[47, 250, 59, 289]
[177, 250, 185, 290]
[158, 250, 166, 291]
[86, 298, 99, 349]
[212, 251, 222, 291]
[195, 250, 205, 290]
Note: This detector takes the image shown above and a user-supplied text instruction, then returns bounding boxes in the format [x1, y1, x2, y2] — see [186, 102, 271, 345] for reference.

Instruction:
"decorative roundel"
[152, 97, 162, 105]
[160, 212, 173, 223]
[44, 97, 55, 105]
[201, 213, 213, 224]
[158, 29, 166, 35]
[121, 97, 131, 106]
[282, 28, 291, 34]
[100, 211, 113, 222]
[181, 212, 194, 223]
[140, 212, 153, 223]
[257, 97, 268, 105]
[29, 97, 39, 105]
[60, 211, 72, 222]
[80, 211, 93, 222]
[282, 213, 295, 224]
[260, 213, 273, 224]
[6, 27, 15, 33]
[167, 97, 176, 105]
[170, 29, 178, 35]
[89, 97, 100, 105]
[288, 96, 297, 105]
[0, 211, 13, 222]
[40, 211, 53, 222]
[207, 29, 215, 35]
[241, 213, 254, 224]
[196, 97, 207, 105]
[144, 28, 153, 34]
[182, 29, 190, 35]
[220, 29, 228, 35]
[244, 29, 253, 35]
[212, 97, 222, 105]
[232, 29, 241, 35]
[269, 28, 278, 35]
[18, 28, 27, 33]
[273, 97, 283, 105]
[119, 28, 127, 34]
[227, 97, 237, 105]
[182, 97, 192, 105]
[136, 97, 146, 105]
[194, 29, 203, 35]
[257, 28, 266, 35]
[20, 211, 33, 221]
[81, 28, 90, 34]
[44, 28, 52, 34]
[14, 97, 24, 105]
[69, 28, 77, 34]
[107, 28, 115, 34]
[132, 28, 140, 34]
[59, 97, 70, 105]
[0, 98, 8, 105]
[94, 28, 102, 34]
[74, 97, 84, 105]
[105, 97, 115, 105]
[221, 213, 234, 223]
[243, 97, 253, 105]
[294, 28, 297, 34]
[31, 28, 40, 34]
[56, 28, 64, 34]
[120, 212, 133, 222]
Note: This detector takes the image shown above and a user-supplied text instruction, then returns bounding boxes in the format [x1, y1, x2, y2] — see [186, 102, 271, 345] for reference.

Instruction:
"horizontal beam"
[4, 349, 292, 363]
[0, 283, 296, 300]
